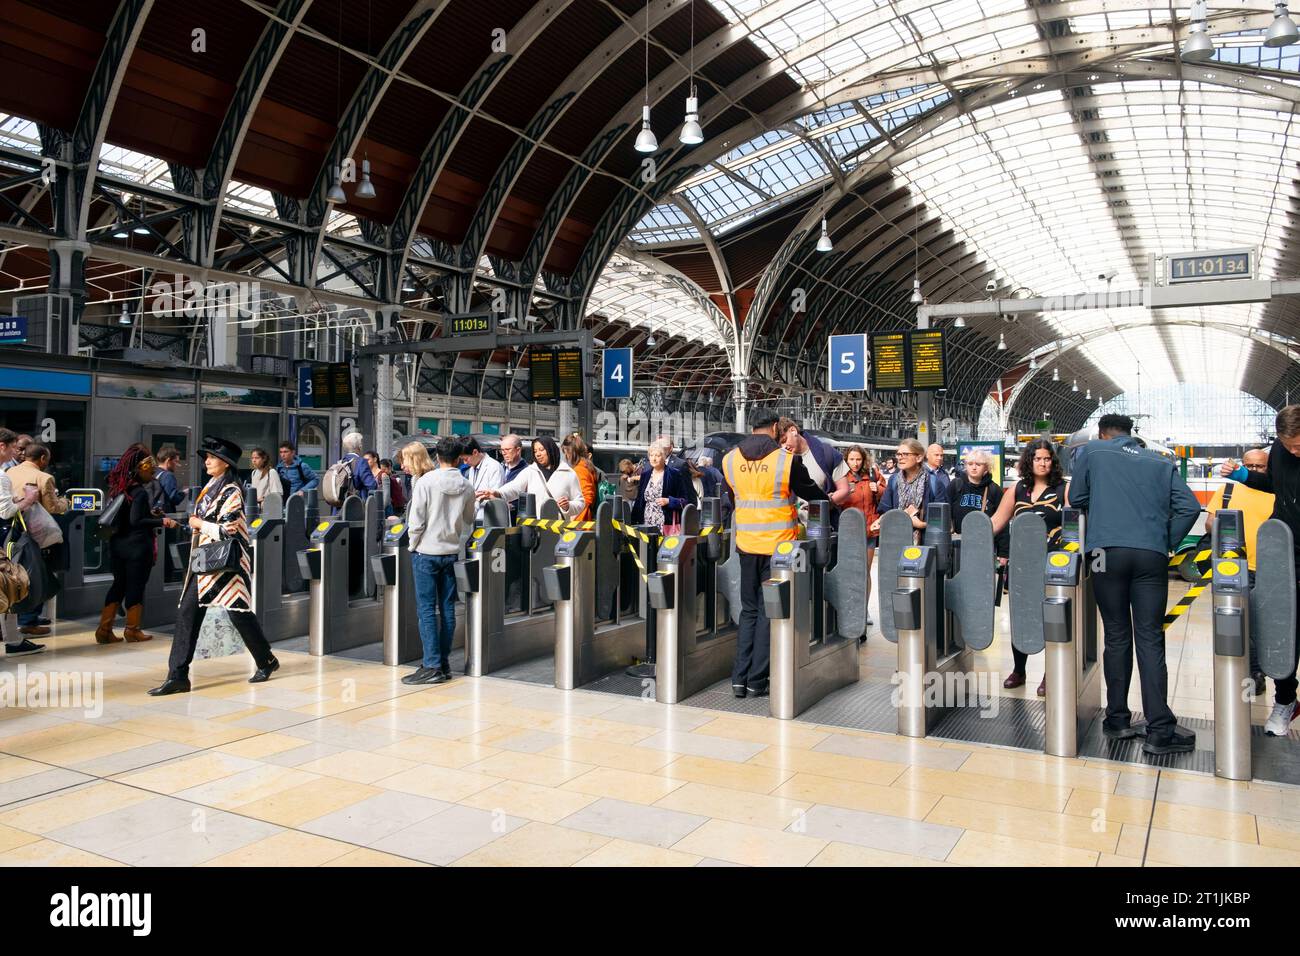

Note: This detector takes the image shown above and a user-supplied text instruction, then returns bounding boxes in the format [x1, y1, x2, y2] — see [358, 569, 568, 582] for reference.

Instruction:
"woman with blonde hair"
[400, 442, 435, 482]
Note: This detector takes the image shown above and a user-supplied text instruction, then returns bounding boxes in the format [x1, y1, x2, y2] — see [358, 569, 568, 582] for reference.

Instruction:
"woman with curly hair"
[991, 439, 1069, 695]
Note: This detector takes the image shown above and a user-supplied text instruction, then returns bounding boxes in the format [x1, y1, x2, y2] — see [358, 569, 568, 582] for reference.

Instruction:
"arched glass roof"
[585, 252, 727, 349]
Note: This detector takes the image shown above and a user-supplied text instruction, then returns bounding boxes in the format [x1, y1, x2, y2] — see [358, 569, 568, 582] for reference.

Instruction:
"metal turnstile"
[247, 494, 311, 642]
[454, 497, 557, 676]
[371, 520, 422, 666]
[885, 502, 995, 737]
[297, 495, 384, 655]
[1211, 510, 1297, 780]
[649, 502, 740, 704]
[763, 502, 865, 720]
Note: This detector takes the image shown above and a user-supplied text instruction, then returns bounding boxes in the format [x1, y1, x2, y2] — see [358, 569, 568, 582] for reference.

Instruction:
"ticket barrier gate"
[763, 503, 866, 719]
[247, 493, 311, 643]
[297, 495, 384, 656]
[455, 497, 559, 676]
[648, 501, 740, 704]
[545, 498, 650, 690]
[883, 503, 996, 737]
[1210, 510, 1297, 780]
[371, 520, 423, 666]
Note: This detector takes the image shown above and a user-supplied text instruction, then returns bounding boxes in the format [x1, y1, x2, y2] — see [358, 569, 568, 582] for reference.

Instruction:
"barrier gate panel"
[283, 493, 308, 593]
[1009, 512, 1048, 656]
[946, 511, 996, 651]
[717, 513, 742, 626]
[825, 507, 868, 640]
[594, 499, 622, 621]
[1251, 519, 1298, 679]
[529, 499, 563, 610]
[878, 509, 916, 644]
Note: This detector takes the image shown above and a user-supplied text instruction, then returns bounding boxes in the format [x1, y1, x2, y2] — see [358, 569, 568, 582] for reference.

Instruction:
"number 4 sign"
[603, 347, 633, 399]
[828, 334, 869, 391]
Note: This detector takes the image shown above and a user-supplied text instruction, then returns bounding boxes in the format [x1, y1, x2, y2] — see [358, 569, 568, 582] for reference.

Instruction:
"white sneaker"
[1265, 701, 1299, 737]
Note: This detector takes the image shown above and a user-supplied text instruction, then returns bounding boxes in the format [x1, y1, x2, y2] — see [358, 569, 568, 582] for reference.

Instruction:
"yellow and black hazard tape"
[1168, 548, 1211, 570]
[516, 517, 596, 533]
[609, 518, 722, 542]
[1163, 549, 1238, 630]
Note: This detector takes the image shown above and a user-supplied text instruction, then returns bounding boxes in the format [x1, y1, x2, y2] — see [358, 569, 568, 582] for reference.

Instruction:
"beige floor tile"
[957, 751, 1119, 794]
[217, 733, 315, 760]
[1115, 822, 1151, 859]
[541, 737, 677, 773]
[321, 847, 430, 867]
[237, 778, 381, 827]
[692, 716, 830, 750]
[461, 779, 599, 824]
[0, 755, 60, 783]
[1141, 827, 1300, 867]
[663, 754, 793, 794]
[452, 821, 609, 866]
[672, 818, 826, 867]
[180, 765, 322, 810]
[1151, 802, 1257, 844]
[775, 773, 941, 820]
[0, 822, 40, 853]
[561, 767, 686, 805]
[809, 841, 956, 867]
[894, 766, 1070, 813]
[539, 715, 654, 746]
[574, 838, 702, 867]
[0, 720, 116, 755]
[465, 751, 593, 788]
[461, 725, 533, 746]
[656, 781, 812, 831]
[926, 795, 1121, 854]
[373, 736, 500, 768]
[1096, 854, 1144, 867]
[201, 830, 355, 867]
[0, 781, 155, 834]
[0, 839, 128, 866]
[1257, 816, 1300, 851]
[749, 746, 907, 786]
[295, 749, 420, 784]
[376, 764, 502, 802]
[1063, 789, 1154, 827]
[945, 830, 1099, 867]
[112, 752, 259, 795]
[23, 730, 160, 768]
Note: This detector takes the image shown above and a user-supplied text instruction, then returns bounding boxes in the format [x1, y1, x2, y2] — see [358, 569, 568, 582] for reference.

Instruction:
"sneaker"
[401, 667, 436, 685]
[4, 640, 45, 657]
[746, 681, 769, 698]
[732, 683, 747, 699]
[1102, 719, 1148, 740]
[1142, 725, 1196, 755]
[427, 671, 452, 685]
[1265, 700, 1300, 737]
[18, 625, 50, 637]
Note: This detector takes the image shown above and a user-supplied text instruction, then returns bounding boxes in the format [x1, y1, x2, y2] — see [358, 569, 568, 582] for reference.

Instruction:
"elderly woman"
[477, 436, 584, 519]
[872, 437, 930, 538]
[148, 436, 279, 696]
[631, 441, 693, 533]
[947, 448, 1004, 532]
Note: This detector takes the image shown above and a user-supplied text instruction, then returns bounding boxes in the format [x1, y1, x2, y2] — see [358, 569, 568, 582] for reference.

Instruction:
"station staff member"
[721, 413, 827, 699]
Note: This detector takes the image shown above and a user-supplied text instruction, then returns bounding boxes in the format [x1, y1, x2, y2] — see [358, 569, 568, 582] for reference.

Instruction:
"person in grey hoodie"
[403, 436, 475, 685]
[1070, 413, 1201, 755]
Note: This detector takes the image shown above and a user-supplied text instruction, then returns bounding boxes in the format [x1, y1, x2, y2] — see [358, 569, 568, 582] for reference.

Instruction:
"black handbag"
[190, 538, 241, 574]
[97, 492, 127, 539]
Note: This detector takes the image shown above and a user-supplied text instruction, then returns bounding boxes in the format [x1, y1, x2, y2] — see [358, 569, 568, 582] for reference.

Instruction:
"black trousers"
[733, 552, 771, 689]
[105, 542, 154, 608]
[1091, 547, 1176, 734]
[166, 579, 274, 681]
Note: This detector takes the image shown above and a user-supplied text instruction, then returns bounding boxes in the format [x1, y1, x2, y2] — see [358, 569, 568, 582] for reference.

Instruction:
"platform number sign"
[297, 365, 314, 409]
[828, 334, 869, 392]
[603, 347, 633, 399]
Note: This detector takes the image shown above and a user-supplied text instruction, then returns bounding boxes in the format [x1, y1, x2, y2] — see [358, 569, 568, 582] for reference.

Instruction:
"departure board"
[908, 330, 947, 391]
[308, 362, 355, 408]
[555, 347, 584, 400]
[330, 362, 354, 407]
[870, 332, 907, 391]
[528, 347, 557, 401]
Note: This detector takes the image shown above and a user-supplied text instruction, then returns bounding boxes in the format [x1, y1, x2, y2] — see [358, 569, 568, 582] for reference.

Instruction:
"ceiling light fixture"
[1182, 1, 1215, 62]
[997, 332, 1007, 350]
[1029, 354, 1038, 370]
[680, 0, 703, 145]
[1072, 379, 1079, 392]
[953, 316, 966, 329]
[326, 166, 347, 204]
[910, 277, 923, 305]
[355, 157, 376, 200]
[646, 332, 657, 348]
[117, 303, 132, 326]
[635, 2, 658, 153]
[816, 217, 833, 253]
[1086, 388, 1092, 400]
[132, 201, 149, 235]
[111, 219, 129, 240]
[1268, 2, 1300, 46]
[1052, 366, 1060, 382]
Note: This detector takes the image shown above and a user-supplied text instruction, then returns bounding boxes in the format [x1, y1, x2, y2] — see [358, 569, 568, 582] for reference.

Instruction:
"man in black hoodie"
[720, 413, 828, 698]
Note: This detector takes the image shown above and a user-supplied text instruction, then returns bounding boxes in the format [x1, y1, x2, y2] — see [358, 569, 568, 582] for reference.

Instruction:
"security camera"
[985, 278, 998, 293]
[1098, 270, 1117, 281]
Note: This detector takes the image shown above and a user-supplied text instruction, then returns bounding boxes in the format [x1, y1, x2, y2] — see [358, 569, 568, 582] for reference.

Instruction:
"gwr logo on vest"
[50, 886, 151, 936]
[737, 461, 771, 473]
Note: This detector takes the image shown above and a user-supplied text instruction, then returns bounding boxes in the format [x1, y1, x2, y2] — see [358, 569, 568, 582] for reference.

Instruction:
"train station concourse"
[2, 0, 1300, 906]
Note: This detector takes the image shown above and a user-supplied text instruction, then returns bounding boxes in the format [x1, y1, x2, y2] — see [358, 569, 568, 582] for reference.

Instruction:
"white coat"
[496, 460, 585, 519]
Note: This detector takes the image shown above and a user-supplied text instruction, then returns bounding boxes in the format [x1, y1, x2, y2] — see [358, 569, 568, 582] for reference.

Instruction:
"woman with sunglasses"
[991, 439, 1069, 695]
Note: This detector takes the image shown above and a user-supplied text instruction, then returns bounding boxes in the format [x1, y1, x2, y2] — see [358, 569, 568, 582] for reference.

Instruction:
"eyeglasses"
[1245, 463, 1268, 472]
[896, 451, 917, 457]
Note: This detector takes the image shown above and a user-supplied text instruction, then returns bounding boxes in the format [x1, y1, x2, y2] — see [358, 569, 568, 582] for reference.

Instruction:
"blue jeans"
[412, 552, 457, 671]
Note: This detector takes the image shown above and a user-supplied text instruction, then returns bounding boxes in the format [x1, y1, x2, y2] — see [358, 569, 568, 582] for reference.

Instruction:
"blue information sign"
[828, 334, 869, 391]
[297, 364, 314, 409]
[602, 347, 633, 399]
[0, 316, 27, 346]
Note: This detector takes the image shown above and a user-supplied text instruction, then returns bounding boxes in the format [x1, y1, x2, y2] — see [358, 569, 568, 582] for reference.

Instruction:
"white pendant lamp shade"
[1267, 3, 1299, 46]
[680, 94, 704, 145]
[1029, 354, 1038, 370]
[1182, 21, 1215, 61]
[118, 303, 132, 326]
[326, 166, 347, 204]
[1072, 379, 1079, 392]
[816, 218, 833, 253]
[997, 332, 1007, 350]
[1052, 366, 1060, 382]
[355, 158, 376, 200]
[635, 105, 658, 152]
[112, 220, 129, 239]
[953, 316, 966, 328]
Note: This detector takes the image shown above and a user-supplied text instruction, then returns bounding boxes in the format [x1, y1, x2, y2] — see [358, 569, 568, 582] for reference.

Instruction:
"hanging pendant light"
[953, 316, 966, 329]
[680, 1, 703, 145]
[816, 218, 833, 253]
[1267, 2, 1299, 46]
[1029, 354, 1038, 370]
[132, 221, 149, 236]
[326, 166, 347, 204]
[910, 277, 923, 305]
[635, 2, 658, 153]
[117, 303, 132, 326]
[111, 219, 129, 239]
[1052, 366, 1060, 382]
[997, 332, 1007, 350]
[1086, 388, 1092, 400]
[1182, 2, 1215, 62]
[646, 332, 657, 348]
[355, 157, 376, 200]
[1072, 379, 1079, 392]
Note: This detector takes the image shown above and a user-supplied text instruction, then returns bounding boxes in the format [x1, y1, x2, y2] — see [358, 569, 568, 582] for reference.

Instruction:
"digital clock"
[1166, 250, 1253, 284]
[444, 313, 495, 336]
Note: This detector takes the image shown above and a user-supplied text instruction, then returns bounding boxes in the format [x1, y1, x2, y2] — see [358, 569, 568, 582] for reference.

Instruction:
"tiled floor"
[0, 580, 1296, 867]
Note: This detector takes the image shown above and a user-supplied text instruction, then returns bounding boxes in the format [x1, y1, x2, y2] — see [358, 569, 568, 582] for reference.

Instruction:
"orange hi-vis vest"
[723, 446, 798, 555]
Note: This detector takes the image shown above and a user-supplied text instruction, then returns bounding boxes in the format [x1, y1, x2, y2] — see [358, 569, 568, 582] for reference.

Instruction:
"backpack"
[5, 513, 53, 614]
[0, 540, 29, 615]
[320, 455, 355, 507]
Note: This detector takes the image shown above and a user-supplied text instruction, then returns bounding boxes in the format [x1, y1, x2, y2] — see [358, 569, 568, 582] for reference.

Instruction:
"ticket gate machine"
[884, 503, 996, 737]
[247, 493, 311, 642]
[455, 497, 558, 676]
[763, 503, 866, 719]
[1210, 510, 1297, 780]
[371, 520, 422, 666]
[648, 501, 738, 704]
[297, 495, 384, 656]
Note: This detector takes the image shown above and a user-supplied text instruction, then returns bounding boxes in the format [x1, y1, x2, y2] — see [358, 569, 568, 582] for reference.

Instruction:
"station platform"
[1, 590, 1298, 868]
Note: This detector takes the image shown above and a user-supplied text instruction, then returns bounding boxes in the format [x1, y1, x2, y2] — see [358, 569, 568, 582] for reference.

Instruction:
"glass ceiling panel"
[587, 253, 724, 348]
[0, 115, 40, 154]
[629, 203, 700, 244]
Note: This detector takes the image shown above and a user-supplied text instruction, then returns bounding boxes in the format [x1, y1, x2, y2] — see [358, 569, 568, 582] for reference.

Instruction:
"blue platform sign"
[828, 334, 869, 392]
[602, 347, 633, 399]
[297, 364, 314, 409]
[0, 316, 27, 345]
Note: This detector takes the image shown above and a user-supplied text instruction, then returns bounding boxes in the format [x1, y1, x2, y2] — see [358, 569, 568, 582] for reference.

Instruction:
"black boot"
[148, 677, 191, 697]
[249, 655, 280, 684]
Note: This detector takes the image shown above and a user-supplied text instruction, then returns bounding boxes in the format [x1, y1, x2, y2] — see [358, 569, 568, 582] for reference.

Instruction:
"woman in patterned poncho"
[148, 435, 279, 696]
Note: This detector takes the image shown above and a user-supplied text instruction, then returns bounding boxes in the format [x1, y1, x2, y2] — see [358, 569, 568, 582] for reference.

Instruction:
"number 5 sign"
[828, 334, 869, 391]
[603, 347, 633, 399]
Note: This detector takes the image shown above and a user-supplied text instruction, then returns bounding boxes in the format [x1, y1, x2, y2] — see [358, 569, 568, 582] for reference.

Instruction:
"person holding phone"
[477, 436, 584, 519]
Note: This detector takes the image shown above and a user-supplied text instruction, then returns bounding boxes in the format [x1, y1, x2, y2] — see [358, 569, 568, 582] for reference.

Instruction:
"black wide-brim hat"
[198, 435, 242, 468]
